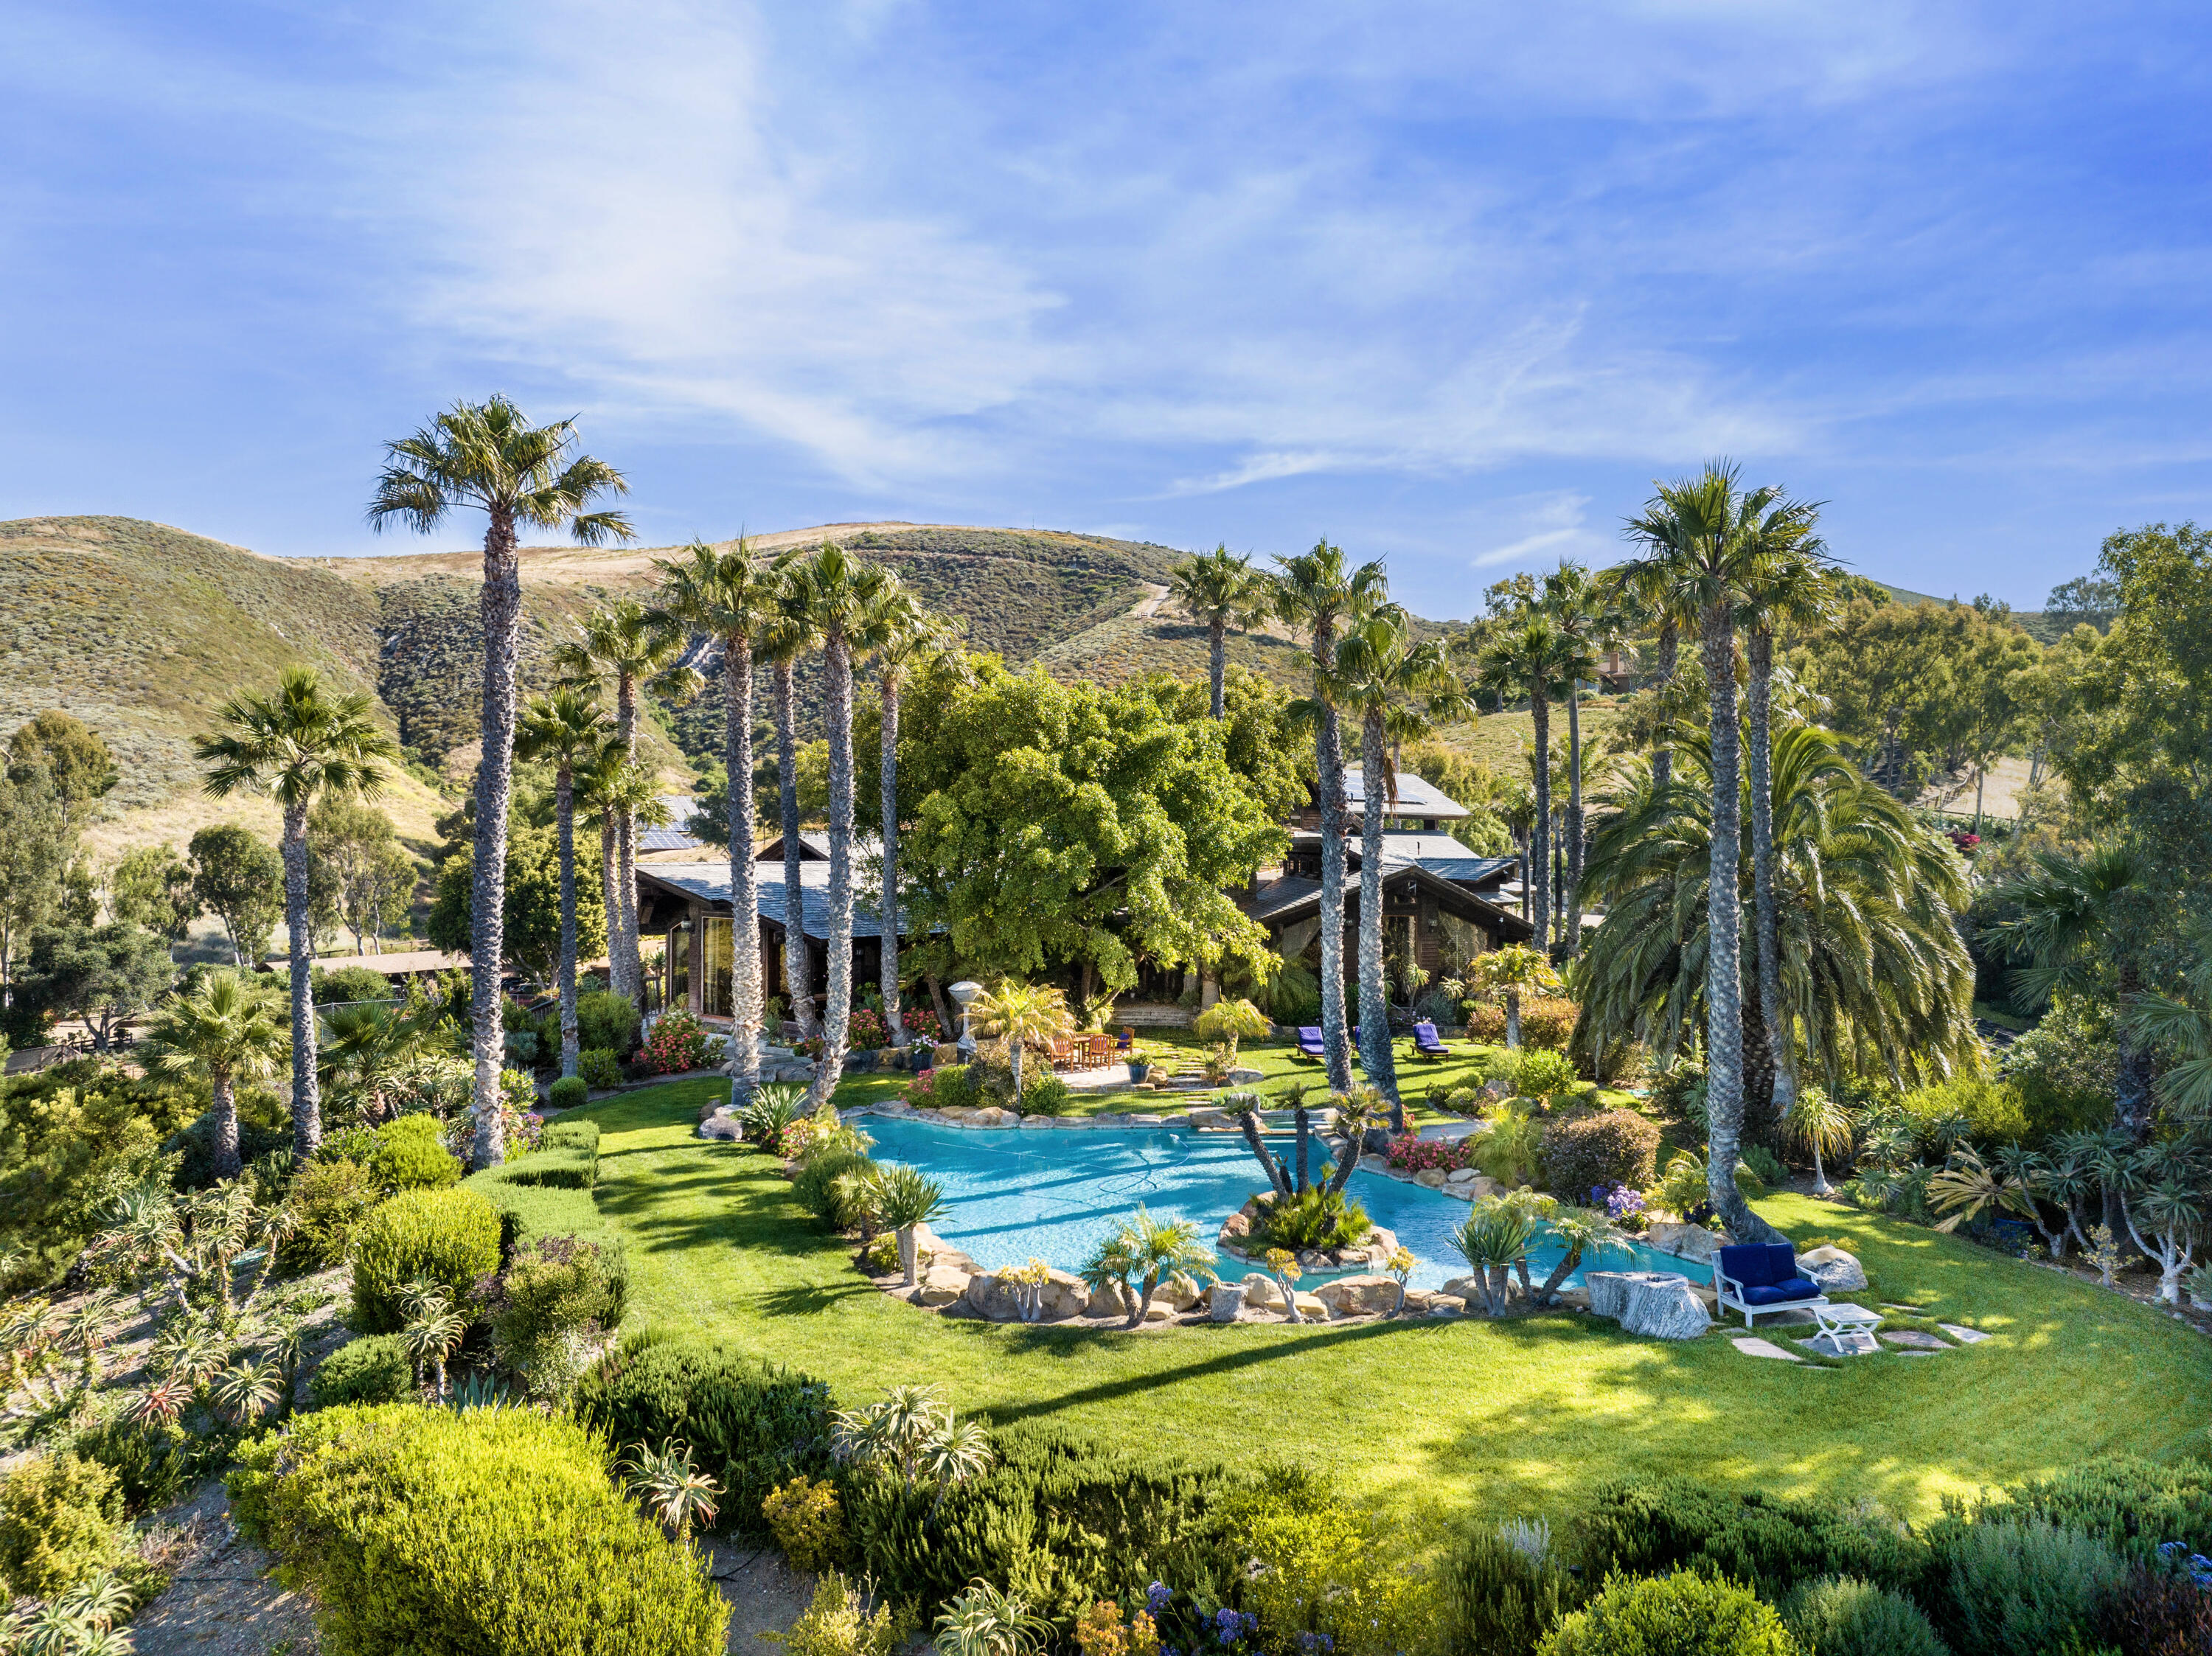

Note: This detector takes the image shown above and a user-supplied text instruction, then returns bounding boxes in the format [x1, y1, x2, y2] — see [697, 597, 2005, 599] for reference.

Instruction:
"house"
[1286, 766, 1469, 833]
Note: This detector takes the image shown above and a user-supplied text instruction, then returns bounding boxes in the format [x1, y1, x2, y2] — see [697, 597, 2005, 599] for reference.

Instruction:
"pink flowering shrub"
[641, 1012, 712, 1075]
[1384, 1135, 1482, 1174]
[904, 1068, 938, 1107]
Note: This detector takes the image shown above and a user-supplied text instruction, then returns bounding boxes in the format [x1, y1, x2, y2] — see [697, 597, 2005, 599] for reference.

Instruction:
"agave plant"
[446, 1372, 515, 1412]
[933, 1580, 1051, 1656]
[740, 1082, 808, 1149]
[1452, 1200, 1537, 1316]
[400, 1279, 466, 1400]
[210, 1358, 284, 1427]
[874, 1164, 950, 1286]
[832, 1384, 994, 1495]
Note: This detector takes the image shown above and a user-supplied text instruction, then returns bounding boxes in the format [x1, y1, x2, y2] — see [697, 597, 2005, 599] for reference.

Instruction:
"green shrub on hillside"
[1973, 1455, 2212, 1564]
[1237, 1475, 1433, 1656]
[1436, 1523, 1573, 1656]
[484, 1236, 624, 1399]
[1921, 1519, 2126, 1656]
[1779, 1576, 1945, 1656]
[501, 1118, 599, 1190]
[1571, 1479, 1924, 1601]
[1, 1059, 196, 1287]
[289, 1154, 382, 1267]
[227, 1402, 727, 1653]
[68, 1414, 223, 1517]
[369, 1113, 461, 1192]
[1539, 1571, 1798, 1655]
[1901, 1076, 2031, 1149]
[349, 1186, 501, 1333]
[310, 1334, 414, 1410]
[0, 1450, 131, 1600]
[311, 964, 393, 1006]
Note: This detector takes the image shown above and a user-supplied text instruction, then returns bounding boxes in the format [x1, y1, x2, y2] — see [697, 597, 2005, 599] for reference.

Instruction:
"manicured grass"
[580, 1079, 2211, 1532]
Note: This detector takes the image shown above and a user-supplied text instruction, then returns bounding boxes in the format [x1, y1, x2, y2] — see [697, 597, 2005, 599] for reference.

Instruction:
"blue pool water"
[857, 1116, 1712, 1293]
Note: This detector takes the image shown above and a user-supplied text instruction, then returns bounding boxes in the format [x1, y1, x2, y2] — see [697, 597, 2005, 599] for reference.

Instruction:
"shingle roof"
[638, 860, 897, 942]
[1342, 768, 1470, 820]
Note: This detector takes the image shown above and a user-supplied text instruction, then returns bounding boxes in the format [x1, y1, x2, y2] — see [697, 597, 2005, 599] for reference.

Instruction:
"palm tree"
[1271, 541, 1388, 1090]
[1112, 1208, 1217, 1329]
[2126, 918, 2212, 1117]
[367, 397, 633, 1168]
[1540, 563, 1626, 957]
[653, 538, 783, 1089]
[515, 686, 610, 1079]
[1531, 1208, 1623, 1304]
[1474, 607, 1574, 954]
[1318, 606, 1470, 1127]
[763, 577, 824, 1039]
[1780, 1086, 1854, 1197]
[853, 568, 953, 1049]
[1731, 535, 1834, 1119]
[1992, 843, 2154, 1137]
[196, 667, 397, 1158]
[142, 970, 288, 1180]
[1468, 944, 1562, 1048]
[553, 599, 700, 1009]
[1615, 462, 1792, 1236]
[317, 1000, 433, 1124]
[574, 742, 653, 999]
[1607, 560, 1688, 793]
[1167, 544, 1268, 718]
[968, 979, 1075, 1099]
[780, 542, 875, 1107]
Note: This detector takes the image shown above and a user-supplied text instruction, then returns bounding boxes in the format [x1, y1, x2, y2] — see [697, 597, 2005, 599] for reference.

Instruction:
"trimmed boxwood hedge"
[501, 1119, 599, 1189]
[229, 1402, 726, 1654]
[349, 1187, 502, 1333]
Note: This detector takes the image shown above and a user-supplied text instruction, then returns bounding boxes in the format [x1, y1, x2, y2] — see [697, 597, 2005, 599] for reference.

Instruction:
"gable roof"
[1342, 767, 1469, 821]
[1238, 861, 1533, 941]
[636, 860, 900, 943]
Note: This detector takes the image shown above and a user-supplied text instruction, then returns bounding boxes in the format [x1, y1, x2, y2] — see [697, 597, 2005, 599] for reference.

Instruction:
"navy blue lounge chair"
[1295, 1026, 1326, 1062]
[1713, 1242, 1829, 1329]
[1410, 1021, 1451, 1061]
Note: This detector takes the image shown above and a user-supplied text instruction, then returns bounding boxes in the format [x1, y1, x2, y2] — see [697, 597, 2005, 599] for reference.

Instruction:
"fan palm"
[1474, 605, 1576, 954]
[1540, 563, 1627, 956]
[2126, 918, 2212, 1118]
[968, 979, 1074, 1099]
[854, 568, 954, 1049]
[1469, 944, 1561, 1049]
[1615, 462, 1818, 1240]
[1168, 543, 1270, 717]
[653, 538, 784, 1088]
[515, 686, 611, 1079]
[762, 562, 826, 1038]
[1271, 541, 1389, 1090]
[1576, 726, 1976, 1194]
[195, 668, 395, 1158]
[316, 999, 430, 1124]
[1318, 605, 1471, 1127]
[1110, 1207, 1217, 1328]
[575, 743, 661, 1005]
[554, 599, 701, 1007]
[142, 969, 288, 1181]
[368, 397, 632, 1166]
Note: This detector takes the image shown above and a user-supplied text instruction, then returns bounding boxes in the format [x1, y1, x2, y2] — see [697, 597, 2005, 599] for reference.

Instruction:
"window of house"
[703, 916, 732, 1018]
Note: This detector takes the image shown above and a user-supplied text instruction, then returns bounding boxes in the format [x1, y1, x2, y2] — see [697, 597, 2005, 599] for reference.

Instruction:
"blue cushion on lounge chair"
[1413, 1021, 1447, 1048]
[1740, 1278, 1822, 1307]
[1717, 1243, 1798, 1289]
[1296, 1026, 1325, 1051]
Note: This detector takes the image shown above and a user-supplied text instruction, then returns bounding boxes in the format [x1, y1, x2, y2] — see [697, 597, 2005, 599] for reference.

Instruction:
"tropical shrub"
[930, 1063, 987, 1112]
[227, 1402, 727, 1653]
[1436, 1522, 1573, 1656]
[1236, 1476, 1432, 1656]
[1540, 1110, 1660, 1197]
[1538, 1570, 1798, 1655]
[1921, 1518, 2127, 1656]
[1740, 1144, 1790, 1189]
[548, 1075, 587, 1110]
[795, 1144, 878, 1231]
[481, 1236, 623, 1398]
[310, 1333, 414, 1409]
[370, 1112, 462, 1192]
[0, 1450, 130, 1599]
[579, 1047, 623, 1090]
[288, 1152, 382, 1267]
[1901, 1076, 2031, 1149]
[577, 989, 642, 1058]
[1510, 1048, 1581, 1101]
[1250, 1187, 1371, 1251]
[571, 1335, 834, 1536]
[1778, 1576, 1945, 1656]
[312, 963, 394, 1006]
[762, 1475, 844, 1573]
[1571, 1478, 1924, 1600]
[349, 1186, 502, 1333]
[1997, 991, 2118, 1139]
[1478, 1108, 1545, 1189]
[644, 1012, 713, 1074]
[1019, 1073, 1074, 1116]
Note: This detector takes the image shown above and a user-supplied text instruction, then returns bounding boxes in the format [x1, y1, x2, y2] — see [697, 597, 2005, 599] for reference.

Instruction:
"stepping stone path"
[1940, 1323, 1992, 1344]
[1879, 1329, 1950, 1350]
[1731, 1336, 1804, 1361]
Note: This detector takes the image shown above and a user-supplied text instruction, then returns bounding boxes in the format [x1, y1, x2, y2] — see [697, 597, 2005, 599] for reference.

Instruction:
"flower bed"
[1384, 1135, 1481, 1175]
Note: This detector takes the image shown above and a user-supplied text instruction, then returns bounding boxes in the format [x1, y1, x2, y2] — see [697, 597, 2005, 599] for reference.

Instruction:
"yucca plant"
[874, 1163, 950, 1286]
[1452, 1200, 1537, 1316]
[400, 1278, 465, 1400]
[626, 1442, 723, 1543]
[740, 1081, 808, 1149]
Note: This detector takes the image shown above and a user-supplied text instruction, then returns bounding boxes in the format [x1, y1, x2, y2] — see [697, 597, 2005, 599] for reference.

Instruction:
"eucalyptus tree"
[1540, 563, 1627, 956]
[653, 538, 782, 1088]
[853, 567, 953, 1048]
[1271, 541, 1388, 1090]
[781, 541, 875, 1106]
[1319, 607, 1470, 1125]
[1473, 605, 1574, 954]
[554, 599, 700, 1009]
[142, 970, 288, 1180]
[515, 686, 610, 1080]
[196, 667, 396, 1158]
[1734, 537, 1837, 1117]
[366, 396, 633, 1165]
[1167, 543, 1269, 718]
[763, 574, 824, 1037]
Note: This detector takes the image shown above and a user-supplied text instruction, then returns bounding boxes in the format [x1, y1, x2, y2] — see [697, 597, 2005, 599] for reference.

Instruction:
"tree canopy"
[427, 819, 608, 983]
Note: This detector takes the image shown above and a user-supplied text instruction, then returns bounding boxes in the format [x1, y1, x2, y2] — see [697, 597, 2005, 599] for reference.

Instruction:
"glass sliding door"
[703, 916, 733, 1018]
[667, 924, 690, 1013]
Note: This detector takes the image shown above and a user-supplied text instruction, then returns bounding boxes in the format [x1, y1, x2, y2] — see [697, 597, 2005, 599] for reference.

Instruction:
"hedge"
[571, 1335, 831, 1536]
[1540, 1570, 1798, 1655]
[1571, 1478, 1924, 1601]
[349, 1187, 503, 1333]
[370, 1113, 462, 1192]
[228, 1403, 726, 1654]
[500, 1119, 601, 1190]
[1540, 1110, 1661, 1199]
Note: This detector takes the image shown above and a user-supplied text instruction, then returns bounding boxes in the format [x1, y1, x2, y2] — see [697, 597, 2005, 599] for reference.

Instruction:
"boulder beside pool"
[1796, 1245, 1868, 1293]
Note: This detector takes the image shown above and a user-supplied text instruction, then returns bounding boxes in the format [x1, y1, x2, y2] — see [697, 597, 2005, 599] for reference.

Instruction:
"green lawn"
[579, 1079, 2210, 1533]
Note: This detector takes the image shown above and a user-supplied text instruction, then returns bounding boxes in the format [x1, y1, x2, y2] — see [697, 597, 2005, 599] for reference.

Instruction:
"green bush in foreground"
[549, 1075, 588, 1110]
[1571, 1478, 1924, 1599]
[229, 1402, 726, 1654]
[1779, 1575, 1946, 1656]
[502, 1117, 601, 1190]
[349, 1186, 502, 1333]
[370, 1112, 462, 1192]
[580, 1047, 623, 1090]
[0, 1450, 130, 1600]
[1538, 1571, 1798, 1655]
[1922, 1518, 2126, 1656]
[1436, 1524, 1572, 1656]
[310, 1333, 414, 1410]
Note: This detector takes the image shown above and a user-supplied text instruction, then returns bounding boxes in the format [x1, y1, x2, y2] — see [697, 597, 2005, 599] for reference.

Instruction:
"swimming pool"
[856, 1114, 1711, 1294]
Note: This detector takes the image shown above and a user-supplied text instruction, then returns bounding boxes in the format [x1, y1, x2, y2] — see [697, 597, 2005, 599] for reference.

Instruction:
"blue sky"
[4, 1, 2208, 618]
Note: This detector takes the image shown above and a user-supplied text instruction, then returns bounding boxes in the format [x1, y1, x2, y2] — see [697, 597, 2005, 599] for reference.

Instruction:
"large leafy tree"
[0, 765, 72, 1018]
[307, 799, 417, 955]
[196, 668, 397, 1159]
[187, 825, 283, 970]
[25, 922, 175, 1054]
[653, 539, 783, 1087]
[7, 712, 116, 825]
[515, 687, 611, 1080]
[367, 395, 634, 1167]
[1270, 543, 1387, 1089]
[896, 656, 1284, 1001]
[428, 818, 608, 989]
[109, 845, 198, 943]
[142, 969, 287, 1180]
[1577, 724, 1976, 1120]
[1166, 544, 1269, 719]
[1318, 606, 1468, 1124]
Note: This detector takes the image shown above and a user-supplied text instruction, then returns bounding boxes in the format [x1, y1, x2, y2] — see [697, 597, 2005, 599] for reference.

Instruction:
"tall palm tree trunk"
[725, 636, 762, 1090]
[1528, 692, 1552, 956]
[810, 629, 856, 1109]
[613, 676, 644, 1006]
[1746, 628, 1792, 1119]
[1317, 704, 1352, 1091]
[471, 508, 521, 1168]
[1700, 604, 1783, 1245]
[1650, 622, 1678, 793]
[1209, 618, 1228, 719]
[880, 668, 905, 1047]
[554, 768, 579, 1079]
[211, 1070, 241, 1182]
[597, 807, 619, 1005]
[1564, 691, 1585, 958]
[774, 660, 816, 1039]
[279, 800, 321, 1158]
[1357, 708, 1402, 1124]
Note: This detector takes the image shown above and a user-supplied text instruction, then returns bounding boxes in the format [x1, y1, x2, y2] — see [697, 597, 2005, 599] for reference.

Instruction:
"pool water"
[857, 1116, 1712, 1293]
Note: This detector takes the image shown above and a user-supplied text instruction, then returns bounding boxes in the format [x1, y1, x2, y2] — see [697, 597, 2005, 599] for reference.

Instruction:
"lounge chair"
[1408, 1021, 1452, 1061]
[1294, 1026, 1326, 1062]
[1712, 1242, 1829, 1329]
